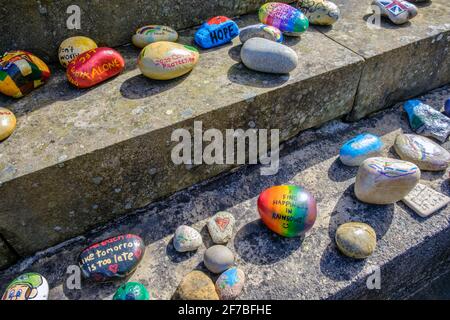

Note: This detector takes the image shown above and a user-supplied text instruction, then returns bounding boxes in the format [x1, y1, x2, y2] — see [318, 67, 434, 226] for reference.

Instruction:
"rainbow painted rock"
[2, 273, 49, 300]
[394, 133, 450, 171]
[239, 24, 283, 44]
[0, 107, 16, 141]
[355, 157, 420, 205]
[67, 47, 125, 89]
[298, 0, 340, 26]
[0, 51, 50, 98]
[132, 25, 179, 48]
[259, 2, 309, 36]
[339, 133, 383, 167]
[58, 36, 98, 68]
[257, 185, 317, 237]
[113, 282, 150, 300]
[138, 41, 199, 80]
[78, 234, 145, 282]
[195, 16, 240, 49]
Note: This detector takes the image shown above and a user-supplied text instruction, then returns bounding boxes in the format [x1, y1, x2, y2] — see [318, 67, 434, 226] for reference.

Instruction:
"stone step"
[0, 1, 449, 267]
[0, 85, 449, 299]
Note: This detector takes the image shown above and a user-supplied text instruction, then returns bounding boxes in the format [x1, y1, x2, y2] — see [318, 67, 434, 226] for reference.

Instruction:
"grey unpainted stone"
[203, 245, 235, 274]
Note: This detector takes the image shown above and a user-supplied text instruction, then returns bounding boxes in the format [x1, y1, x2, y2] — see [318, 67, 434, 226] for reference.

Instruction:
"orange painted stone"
[66, 47, 125, 88]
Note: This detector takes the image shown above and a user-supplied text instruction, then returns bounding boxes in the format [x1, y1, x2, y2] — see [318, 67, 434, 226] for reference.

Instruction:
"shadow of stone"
[227, 63, 290, 88]
[165, 237, 199, 263]
[440, 179, 450, 195]
[120, 73, 188, 99]
[200, 224, 215, 249]
[327, 158, 359, 182]
[362, 14, 412, 29]
[228, 45, 242, 63]
[319, 242, 366, 281]
[283, 35, 302, 46]
[234, 219, 303, 265]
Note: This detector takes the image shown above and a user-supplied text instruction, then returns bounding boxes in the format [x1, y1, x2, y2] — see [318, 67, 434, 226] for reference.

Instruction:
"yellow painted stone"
[137, 42, 199, 80]
[0, 107, 16, 141]
[58, 36, 98, 68]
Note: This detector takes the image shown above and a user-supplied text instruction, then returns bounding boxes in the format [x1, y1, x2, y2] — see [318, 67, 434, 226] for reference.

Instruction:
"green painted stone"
[113, 282, 150, 300]
[335, 222, 377, 259]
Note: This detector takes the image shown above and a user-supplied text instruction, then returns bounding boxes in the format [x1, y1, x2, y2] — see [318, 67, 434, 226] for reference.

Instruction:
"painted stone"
[402, 183, 450, 217]
[355, 157, 420, 205]
[239, 24, 283, 44]
[132, 25, 179, 48]
[259, 2, 309, 36]
[394, 134, 450, 171]
[203, 245, 235, 274]
[195, 16, 240, 49]
[0, 107, 16, 141]
[78, 234, 145, 282]
[335, 222, 377, 259]
[444, 98, 450, 117]
[257, 185, 317, 237]
[113, 282, 150, 300]
[298, 0, 340, 26]
[207, 211, 235, 244]
[215, 267, 245, 300]
[2, 273, 49, 300]
[0, 51, 50, 98]
[173, 225, 203, 252]
[58, 36, 98, 68]
[339, 133, 383, 167]
[67, 47, 125, 89]
[176, 270, 219, 300]
[241, 38, 298, 74]
[372, 0, 417, 25]
[404, 99, 450, 143]
[138, 42, 199, 80]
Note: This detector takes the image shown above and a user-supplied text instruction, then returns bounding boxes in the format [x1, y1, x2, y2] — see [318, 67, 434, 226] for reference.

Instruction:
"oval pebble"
[259, 2, 309, 36]
[0, 107, 16, 141]
[175, 270, 219, 300]
[203, 245, 235, 274]
[207, 211, 235, 244]
[195, 16, 240, 49]
[173, 225, 203, 252]
[335, 222, 377, 259]
[132, 25, 178, 48]
[2, 273, 49, 300]
[298, 0, 340, 26]
[113, 282, 150, 300]
[215, 267, 245, 300]
[58, 36, 98, 68]
[239, 24, 283, 44]
[339, 133, 383, 166]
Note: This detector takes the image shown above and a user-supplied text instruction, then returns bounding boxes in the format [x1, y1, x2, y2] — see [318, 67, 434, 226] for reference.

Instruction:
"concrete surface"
[0, 85, 448, 299]
[0, 14, 363, 257]
[0, 0, 294, 62]
[315, 0, 450, 120]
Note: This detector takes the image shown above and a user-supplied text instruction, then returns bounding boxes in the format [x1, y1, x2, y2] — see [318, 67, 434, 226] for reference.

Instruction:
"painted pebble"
[203, 245, 235, 274]
[0, 107, 17, 141]
[0, 51, 51, 98]
[195, 16, 239, 49]
[241, 38, 298, 74]
[2, 273, 49, 300]
[339, 133, 383, 167]
[394, 133, 450, 171]
[444, 98, 450, 117]
[355, 157, 420, 205]
[335, 222, 377, 259]
[113, 282, 150, 300]
[372, 0, 417, 25]
[67, 47, 125, 89]
[175, 270, 219, 300]
[78, 234, 145, 282]
[259, 2, 309, 36]
[173, 225, 203, 252]
[258, 185, 317, 237]
[402, 183, 450, 218]
[207, 211, 235, 244]
[239, 24, 283, 44]
[215, 267, 245, 300]
[298, 0, 340, 26]
[138, 41, 199, 80]
[58, 36, 98, 68]
[404, 99, 450, 143]
[132, 25, 178, 48]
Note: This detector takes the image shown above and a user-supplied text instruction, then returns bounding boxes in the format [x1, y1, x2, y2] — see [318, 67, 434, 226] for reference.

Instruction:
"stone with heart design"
[173, 225, 203, 252]
[372, 0, 417, 25]
[207, 211, 235, 244]
[78, 234, 145, 282]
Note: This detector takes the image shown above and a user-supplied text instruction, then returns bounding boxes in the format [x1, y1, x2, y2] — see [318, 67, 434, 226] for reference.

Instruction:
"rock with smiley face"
[78, 234, 145, 282]
[2, 273, 49, 300]
[207, 211, 235, 244]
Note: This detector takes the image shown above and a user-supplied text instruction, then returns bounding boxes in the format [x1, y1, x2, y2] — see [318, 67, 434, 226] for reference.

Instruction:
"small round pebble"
[176, 270, 219, 300]
[0, 107, 16, 141]
[215, 267, 245, 300]
[203, 245, 235, 274]
[113, 282, 150, 300]
[335, 222, 377, 259]
[173, 225, 203, 252]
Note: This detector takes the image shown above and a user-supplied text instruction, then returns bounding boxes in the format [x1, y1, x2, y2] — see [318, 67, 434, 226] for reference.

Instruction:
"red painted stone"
[66, 47, 125, 88]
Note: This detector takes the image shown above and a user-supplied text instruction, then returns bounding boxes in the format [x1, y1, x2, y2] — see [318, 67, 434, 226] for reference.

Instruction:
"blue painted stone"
[194, 16, 239, 49]
[444, 98, 450, 117]
[340, 133, 383, 166]
[404, 99, 450, 143]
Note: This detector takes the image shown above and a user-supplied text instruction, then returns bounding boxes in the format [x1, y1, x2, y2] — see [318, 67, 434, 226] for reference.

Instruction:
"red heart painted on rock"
[134, 248, 142, 259]
[215, 217, 230, 231]
[108, 264, 119, 274]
